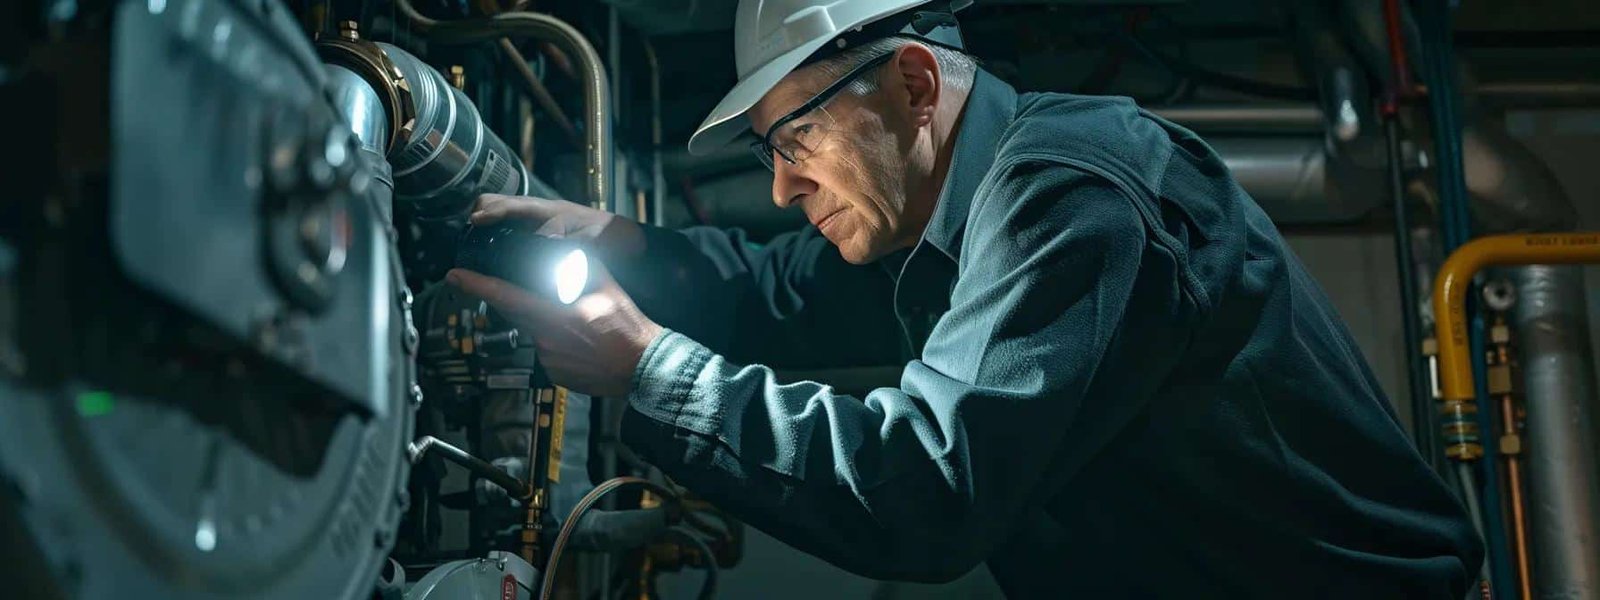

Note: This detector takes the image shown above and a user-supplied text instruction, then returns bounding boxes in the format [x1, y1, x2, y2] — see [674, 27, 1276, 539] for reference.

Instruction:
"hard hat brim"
[686, 35, 835, 157]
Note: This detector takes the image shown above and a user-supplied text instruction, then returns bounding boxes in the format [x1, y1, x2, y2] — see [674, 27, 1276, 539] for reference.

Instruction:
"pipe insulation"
[1510, 265, 1600, 599]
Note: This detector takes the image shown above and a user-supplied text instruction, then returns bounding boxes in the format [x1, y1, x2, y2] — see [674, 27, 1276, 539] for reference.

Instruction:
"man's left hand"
[446, 262, 664, 397]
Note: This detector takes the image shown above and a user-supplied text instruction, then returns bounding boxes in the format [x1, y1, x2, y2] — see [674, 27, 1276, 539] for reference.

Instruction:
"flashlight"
[456, 225, 590, 304]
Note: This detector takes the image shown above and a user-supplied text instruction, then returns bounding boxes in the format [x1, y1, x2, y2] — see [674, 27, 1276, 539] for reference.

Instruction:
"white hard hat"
[686, 0, 971, 156]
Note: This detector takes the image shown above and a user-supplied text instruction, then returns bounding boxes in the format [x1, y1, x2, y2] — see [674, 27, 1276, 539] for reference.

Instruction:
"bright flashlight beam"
[553, 249, 588, 304]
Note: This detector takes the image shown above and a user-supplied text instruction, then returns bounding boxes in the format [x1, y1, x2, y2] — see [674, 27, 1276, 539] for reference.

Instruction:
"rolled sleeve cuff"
[627, 329, 717, 434]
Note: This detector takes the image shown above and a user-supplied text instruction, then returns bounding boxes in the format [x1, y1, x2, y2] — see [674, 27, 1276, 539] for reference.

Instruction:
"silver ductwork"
[1509, 265, 1600, 599]
[380, 44, 533, 220]
[1461, 123, 1578, 233]
[1159, 112, 1389, 224]
[317, 33, 533, 223]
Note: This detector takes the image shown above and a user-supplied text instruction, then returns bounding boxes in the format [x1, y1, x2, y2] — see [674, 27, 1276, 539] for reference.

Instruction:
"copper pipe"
[466, 0, 580, 147]
[1489, 328, 1534, 600]
[1500, 390, 1533, 599]
[498, 38, 582, 145]
[540, 42, 578, 79]
[510, 0, 577, 80]
[519, 98, 536, 172]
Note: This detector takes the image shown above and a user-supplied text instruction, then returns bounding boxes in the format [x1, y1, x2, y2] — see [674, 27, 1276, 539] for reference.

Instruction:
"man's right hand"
[469, 194, 646, 261]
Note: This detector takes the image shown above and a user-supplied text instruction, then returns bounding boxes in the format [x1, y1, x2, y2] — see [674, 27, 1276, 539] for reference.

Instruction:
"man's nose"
[771, 157, 816, 209]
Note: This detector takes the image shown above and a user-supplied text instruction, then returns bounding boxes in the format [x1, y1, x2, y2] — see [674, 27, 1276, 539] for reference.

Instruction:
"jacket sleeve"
[608, 224, 904, 369]
[620, 163, 1194, 582]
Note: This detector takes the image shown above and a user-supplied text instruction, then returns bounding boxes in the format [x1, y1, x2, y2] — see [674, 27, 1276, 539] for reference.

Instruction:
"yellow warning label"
[546, 387, 567, 482]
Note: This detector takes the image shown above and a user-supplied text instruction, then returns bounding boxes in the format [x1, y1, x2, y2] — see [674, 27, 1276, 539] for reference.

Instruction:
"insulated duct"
[1168, 120, 1388, 225]
[1460, 124, 1578, 232]
[1510, 264, 1600, 599]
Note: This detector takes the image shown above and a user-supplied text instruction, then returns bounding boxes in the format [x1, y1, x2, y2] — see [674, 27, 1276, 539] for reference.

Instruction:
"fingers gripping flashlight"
[456, 225, 589, 304]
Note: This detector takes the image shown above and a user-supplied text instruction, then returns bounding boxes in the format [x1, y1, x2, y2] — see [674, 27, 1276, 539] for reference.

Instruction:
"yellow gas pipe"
[1434, 233, 1600, 404]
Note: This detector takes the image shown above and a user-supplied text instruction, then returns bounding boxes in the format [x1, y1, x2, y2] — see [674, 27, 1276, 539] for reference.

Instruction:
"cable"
[1379, 0, 1438, 476]
[663, 527, 719, 600]
[539, 477, 678, 600]
[1386, 117, 1439, 473]
[1455, 463, 1493, 589]
[1120, 33, 1317, 102]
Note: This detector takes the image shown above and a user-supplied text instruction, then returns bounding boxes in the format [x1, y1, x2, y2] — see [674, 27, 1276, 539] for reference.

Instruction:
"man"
[448, 0, 1482, 595]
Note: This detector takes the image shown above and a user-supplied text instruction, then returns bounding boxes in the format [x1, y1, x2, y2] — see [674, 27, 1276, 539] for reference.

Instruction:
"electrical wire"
[1379, 0, 1440, 477]
[1120, 34, 1317, 102]
[539, 477, 678, 600]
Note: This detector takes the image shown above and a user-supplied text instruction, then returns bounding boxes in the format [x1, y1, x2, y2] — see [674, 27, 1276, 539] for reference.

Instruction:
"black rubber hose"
[539, 477, 678, 600]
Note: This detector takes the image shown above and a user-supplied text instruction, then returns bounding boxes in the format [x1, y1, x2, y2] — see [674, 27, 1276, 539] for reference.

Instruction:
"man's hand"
[446, 261, 664, 397]
[471, 194, 646, 261]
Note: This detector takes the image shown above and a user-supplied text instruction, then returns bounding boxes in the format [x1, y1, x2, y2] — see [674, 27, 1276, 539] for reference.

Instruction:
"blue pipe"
[1472, 307, 1515, 598]
[1414, 0, 1514, 594]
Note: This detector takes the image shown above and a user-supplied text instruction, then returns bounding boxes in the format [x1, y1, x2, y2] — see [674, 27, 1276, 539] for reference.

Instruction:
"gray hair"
[807, 36, 975, 98]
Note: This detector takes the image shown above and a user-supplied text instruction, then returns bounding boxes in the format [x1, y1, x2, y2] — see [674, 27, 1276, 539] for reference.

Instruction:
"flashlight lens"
[553, 249, 588, 304]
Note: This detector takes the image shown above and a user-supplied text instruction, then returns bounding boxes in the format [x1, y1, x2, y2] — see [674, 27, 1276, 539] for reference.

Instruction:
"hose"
[539, 477, 678, 600]
[565, 507, 671, 552]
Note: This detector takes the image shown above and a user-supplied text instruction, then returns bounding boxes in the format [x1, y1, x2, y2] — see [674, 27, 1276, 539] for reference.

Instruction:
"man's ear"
[892, 43, 940, 128]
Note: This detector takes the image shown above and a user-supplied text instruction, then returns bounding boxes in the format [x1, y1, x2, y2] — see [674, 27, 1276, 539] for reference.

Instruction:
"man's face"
[748, 62, 922, 264]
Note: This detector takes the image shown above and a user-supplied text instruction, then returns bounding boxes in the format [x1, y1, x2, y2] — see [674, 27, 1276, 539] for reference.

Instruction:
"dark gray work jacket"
[611, 69, 1482, 598]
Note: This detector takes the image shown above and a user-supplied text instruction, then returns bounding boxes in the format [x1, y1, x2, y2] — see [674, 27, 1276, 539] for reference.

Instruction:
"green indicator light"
[76, 391, 115, 417]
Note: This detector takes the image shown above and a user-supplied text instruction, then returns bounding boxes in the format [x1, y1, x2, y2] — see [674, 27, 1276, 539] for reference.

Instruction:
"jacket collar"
[921, 68, 1018, 260]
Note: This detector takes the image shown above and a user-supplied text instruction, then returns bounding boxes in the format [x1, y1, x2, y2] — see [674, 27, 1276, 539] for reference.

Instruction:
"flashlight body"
[456, 226, 584, 301]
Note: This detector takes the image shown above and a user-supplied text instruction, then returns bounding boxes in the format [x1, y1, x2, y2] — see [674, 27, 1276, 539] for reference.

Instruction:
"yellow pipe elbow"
[1432, 233, 1600, 402]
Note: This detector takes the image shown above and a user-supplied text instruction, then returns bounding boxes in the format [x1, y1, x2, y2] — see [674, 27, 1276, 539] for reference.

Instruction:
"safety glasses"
[750, 51, 896, 172]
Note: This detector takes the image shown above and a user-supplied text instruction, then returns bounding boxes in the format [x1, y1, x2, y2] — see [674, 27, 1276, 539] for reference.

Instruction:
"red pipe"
[1383, 0, 1414, 107]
